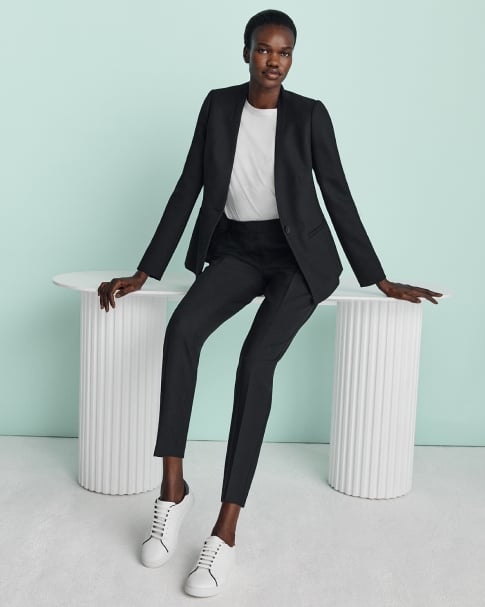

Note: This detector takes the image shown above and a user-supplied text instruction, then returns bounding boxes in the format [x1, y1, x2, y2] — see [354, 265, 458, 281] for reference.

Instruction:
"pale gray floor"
[0, 437, 483, 607]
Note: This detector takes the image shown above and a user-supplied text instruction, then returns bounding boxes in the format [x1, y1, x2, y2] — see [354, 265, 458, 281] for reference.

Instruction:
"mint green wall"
[1, 1, 483, 444]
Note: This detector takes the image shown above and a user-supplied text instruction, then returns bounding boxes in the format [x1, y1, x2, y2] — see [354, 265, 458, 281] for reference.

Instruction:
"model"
[97, 9, 442, 598]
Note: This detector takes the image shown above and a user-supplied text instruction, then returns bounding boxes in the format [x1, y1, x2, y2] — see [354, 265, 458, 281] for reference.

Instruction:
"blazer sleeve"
[311, 99, 386, 287]
[137, 90, 213, 279]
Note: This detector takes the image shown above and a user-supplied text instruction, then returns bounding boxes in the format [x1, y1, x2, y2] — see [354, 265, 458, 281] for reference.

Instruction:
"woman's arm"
[311, 100, 442, 304]
[137, 90, 213, 280]
[97, 90, 213, 312]
[311, 99, 386, 287]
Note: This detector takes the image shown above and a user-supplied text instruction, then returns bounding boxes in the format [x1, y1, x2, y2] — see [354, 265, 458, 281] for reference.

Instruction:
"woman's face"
[243, 24, 295, 89]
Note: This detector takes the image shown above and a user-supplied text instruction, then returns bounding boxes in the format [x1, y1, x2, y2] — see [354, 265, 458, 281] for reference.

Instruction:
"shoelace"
[150, 500, 174, 540]
[195, 539, 223, 569]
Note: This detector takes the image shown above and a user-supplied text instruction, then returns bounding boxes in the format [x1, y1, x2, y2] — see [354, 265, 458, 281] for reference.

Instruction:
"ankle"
[160, 478, 185, 503]
[211, 527, 236, 547]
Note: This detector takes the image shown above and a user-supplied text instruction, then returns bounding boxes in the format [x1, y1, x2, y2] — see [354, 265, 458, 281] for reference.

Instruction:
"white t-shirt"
[224, 100, 279, 221]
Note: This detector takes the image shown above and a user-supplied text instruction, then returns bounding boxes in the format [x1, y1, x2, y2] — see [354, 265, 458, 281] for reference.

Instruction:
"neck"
[247, 81, 281, 109]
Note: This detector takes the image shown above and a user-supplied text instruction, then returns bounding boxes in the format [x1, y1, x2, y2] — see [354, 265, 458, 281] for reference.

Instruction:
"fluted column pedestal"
[78, 292, 165, 494]
[328, 300, 423, 498]
[54, 272, 439, 497]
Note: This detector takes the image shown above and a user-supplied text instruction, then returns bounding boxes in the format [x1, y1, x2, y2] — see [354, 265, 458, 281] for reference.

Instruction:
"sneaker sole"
[184, 583, 221, 598]
[142, 553, 171, 568]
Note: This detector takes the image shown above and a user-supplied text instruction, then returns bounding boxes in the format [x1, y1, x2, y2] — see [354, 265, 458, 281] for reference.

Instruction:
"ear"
[243, 46, 250, 64]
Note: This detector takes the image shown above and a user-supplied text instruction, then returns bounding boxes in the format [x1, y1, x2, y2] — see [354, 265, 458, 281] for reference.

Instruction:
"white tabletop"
[52, 271, 447, 304]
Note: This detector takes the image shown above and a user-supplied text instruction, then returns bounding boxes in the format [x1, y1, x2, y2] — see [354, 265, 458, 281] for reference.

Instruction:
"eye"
[257, 47, 268, 53]
[281, 50, 291, 57]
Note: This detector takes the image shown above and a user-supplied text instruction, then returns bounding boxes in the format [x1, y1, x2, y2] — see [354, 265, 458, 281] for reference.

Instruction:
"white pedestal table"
[53, 271, 436, 499]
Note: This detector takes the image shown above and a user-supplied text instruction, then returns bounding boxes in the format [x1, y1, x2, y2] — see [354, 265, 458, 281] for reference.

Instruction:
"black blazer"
[138, 81, 386, 304]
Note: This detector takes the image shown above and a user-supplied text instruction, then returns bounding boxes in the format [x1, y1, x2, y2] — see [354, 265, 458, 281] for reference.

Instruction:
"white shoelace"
[196, 539, 223, 569]
[150, 500, 174, 540]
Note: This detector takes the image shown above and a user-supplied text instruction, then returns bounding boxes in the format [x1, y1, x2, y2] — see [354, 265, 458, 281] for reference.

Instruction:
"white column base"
[79, 292, 165, 494]
[328, 300, 423, 499]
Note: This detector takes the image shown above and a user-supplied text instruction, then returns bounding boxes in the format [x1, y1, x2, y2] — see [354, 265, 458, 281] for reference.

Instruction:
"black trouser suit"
[153, 214, 319, 507]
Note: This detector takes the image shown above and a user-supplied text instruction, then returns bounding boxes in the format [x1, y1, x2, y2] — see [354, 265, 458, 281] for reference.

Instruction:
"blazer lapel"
[274, 84, 287, 208]
[223, 82, 249, 165]
[212, 82, 248, 210]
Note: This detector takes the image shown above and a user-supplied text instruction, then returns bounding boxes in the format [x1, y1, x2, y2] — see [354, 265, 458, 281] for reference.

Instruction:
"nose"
[266, 51, 280, 66]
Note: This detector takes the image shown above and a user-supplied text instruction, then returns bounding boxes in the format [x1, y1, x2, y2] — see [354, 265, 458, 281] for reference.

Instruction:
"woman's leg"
[159, 456, 185, 503]
[210, 502, 240, 547]
[153, 255, 265, 500]
[221, 266, 318, 511]
[207, 266, 317, 546]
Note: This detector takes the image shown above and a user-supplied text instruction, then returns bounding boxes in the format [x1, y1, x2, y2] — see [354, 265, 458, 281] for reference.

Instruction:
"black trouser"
[153, 213, 319, 507]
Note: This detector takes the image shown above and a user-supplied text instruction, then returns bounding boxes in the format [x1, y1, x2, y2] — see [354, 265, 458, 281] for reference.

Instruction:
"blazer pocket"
[307, 219, 326, 238]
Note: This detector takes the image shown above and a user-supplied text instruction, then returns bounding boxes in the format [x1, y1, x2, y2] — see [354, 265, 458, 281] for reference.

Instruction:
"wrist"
[134, 270, 148, 284]
[377, 278, 390, 291]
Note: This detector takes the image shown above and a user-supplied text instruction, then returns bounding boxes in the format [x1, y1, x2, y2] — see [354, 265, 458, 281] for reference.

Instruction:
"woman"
[98, 9, 442, 598]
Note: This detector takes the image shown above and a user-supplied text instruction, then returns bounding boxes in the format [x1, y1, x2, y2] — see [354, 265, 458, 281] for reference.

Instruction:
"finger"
[115, 288, 131, 298]
[416, 289, 442, 297]
[116, 283, 131, 298]
[421, 289, 443, 296]
[101, 292, 109, 312]
[421, 294, 440, 304]
[109, 288, 117, 309]
[108, 279, 123, 305]
[100, 284, 113, 311]
[401, 292, 421, 304]
[417, 290, 441, 303]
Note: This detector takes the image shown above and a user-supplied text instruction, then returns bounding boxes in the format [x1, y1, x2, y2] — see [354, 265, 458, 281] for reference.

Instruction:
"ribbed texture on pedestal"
[79, 293, 165, 494]
[328, 300, 423, 498]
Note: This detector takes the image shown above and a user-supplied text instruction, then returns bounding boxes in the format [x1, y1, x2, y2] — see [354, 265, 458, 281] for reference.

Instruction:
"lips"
[263, 70, 281, 79]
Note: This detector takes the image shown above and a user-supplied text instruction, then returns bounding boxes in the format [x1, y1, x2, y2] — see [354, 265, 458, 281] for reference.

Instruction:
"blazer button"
[284, 225, 291, 234]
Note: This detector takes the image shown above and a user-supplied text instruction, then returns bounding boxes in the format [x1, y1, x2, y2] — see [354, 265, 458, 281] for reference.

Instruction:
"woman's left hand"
[376, 279, 443, 304]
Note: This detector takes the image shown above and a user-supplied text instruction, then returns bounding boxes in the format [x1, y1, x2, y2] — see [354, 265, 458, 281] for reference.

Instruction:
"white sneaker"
[183, 535, 236, 597]
[140, 479, 194, 568]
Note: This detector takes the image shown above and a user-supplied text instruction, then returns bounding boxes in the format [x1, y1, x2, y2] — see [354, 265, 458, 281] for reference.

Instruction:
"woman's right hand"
[97, 270, 148, 312]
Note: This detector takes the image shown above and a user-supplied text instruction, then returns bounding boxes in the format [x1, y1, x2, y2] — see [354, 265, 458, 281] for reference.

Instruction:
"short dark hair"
[244, 9, 297, 49]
